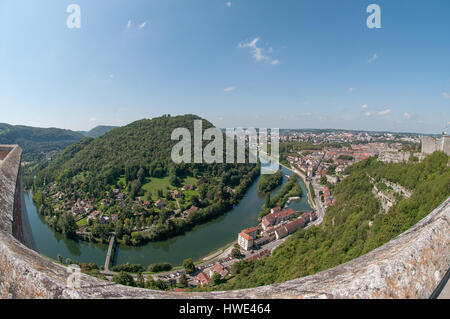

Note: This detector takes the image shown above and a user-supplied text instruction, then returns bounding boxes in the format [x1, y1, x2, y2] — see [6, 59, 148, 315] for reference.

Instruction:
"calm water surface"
[24, 166, 311, 267]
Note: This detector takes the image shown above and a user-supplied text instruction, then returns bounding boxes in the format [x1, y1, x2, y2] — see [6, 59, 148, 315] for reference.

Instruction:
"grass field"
[76, 217, 88, 227]
[142, 176, 174, 200]
[115, 175, 199, 201]
[183, 176, 197, 186]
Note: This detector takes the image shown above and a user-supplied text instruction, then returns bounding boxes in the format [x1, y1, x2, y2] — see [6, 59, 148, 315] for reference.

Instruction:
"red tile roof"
[196, 272, 210, 285]
[239, 232, 254, 241]
[242, 227, 257, 234]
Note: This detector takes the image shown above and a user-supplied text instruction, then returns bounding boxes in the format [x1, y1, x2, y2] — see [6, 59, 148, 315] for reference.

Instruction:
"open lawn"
[114, 175, 199, 202]
[183, 176, 197, 186]
[142, 177, 175, 200]
[76, 217, 88, 227]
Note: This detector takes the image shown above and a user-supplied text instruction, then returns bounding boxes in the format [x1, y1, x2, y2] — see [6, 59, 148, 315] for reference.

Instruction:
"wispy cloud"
[368, 53, 378, 63]
[365, 111, 372, 117]
[239, 37, 267, 61]
[109, 74, 114, 79]
[361, 104, 368, 109]
[138, 21, 147, 30]
[226, 2, 232, 7]
[127, 20, 132, 29]
[349, 88, 355, 93]
[271, 60, 280, 65]
[89, 118, 97, 122]
[403, 112, 412, 119]
[443, 92, 450, 99]
[223, 87, 236, 92]
[378, 109, 391, 116]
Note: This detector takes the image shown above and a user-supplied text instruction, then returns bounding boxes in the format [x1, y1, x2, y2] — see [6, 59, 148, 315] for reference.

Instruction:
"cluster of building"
[238, 207, 317, 251]
[320, 187, 336, 207]
[42, 180, 201, 230]
[195, 263, 231, 287]
[280, 130, 421, 145]
[287, 143, 397, 179]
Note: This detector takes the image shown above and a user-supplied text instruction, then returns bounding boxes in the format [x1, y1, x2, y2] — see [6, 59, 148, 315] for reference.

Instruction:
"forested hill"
[34, 114, 258, 200]
[208, 151, 450, 291]
[32, 114, 259, 243]
[0, 123, 84, 162]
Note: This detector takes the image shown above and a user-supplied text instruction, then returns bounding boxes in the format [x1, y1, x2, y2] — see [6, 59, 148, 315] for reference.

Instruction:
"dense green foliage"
[211, 152, 450, 290]
[0, 123, 84, 162]
[148, 262, 173, 273]
[183, 258, 196, 275]
[32, 115, 259, 244]
[258, 174, 302, 219]
[111, 263, 145, 273]
[257, 170, 283, 193]
[112, 271, 136, 287]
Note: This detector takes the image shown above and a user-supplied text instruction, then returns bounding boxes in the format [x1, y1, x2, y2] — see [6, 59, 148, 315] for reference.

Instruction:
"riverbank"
[258, 151, 315, 210]
[24, 165, 312, 271]
[279, 163, 316, 210]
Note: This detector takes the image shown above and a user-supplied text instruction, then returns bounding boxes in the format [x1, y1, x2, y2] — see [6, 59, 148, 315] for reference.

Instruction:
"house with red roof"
[238, 227, 258, 250]
[182, 205, 199, 219]
[155, 199, 165, 209]
[172, 190, 181, 198]
[196, 272, 211, 286]
[261, 208, 296, 230]
[207, 263, 229, 278]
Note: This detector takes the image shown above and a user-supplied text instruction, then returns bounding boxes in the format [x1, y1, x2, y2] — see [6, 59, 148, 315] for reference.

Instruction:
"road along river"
[24, 166, 311, 268]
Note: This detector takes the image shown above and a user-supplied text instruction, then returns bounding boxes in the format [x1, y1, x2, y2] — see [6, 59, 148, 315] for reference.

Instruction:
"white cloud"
[226, 2, 232, 7]
[378, 109, 391, 116]
[271, 60, 280, 65]
[89, 118, 97, 122]
[127, 20, 132, 29]
[368, 53, 378, 63]
[349, 88, 355, 93]
[443, 92, 450, 99]
[403, 112, 412, 119]
[361, 104, 368, 109]
[109, 74, 114, 79]
[224, 87, 236, 92]
[138, 21, 147, 30]
[365, 112, 372, 117]
[239, 37, 268, 61]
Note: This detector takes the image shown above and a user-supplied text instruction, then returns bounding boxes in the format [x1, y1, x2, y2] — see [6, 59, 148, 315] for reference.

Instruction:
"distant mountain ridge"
[0, 123, 84, 162]
[0, 123, 119, 162]
[77, 126, 118, 138]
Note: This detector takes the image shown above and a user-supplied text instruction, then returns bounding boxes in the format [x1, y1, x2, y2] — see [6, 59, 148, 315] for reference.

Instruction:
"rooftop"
[239, 232, 254, 241]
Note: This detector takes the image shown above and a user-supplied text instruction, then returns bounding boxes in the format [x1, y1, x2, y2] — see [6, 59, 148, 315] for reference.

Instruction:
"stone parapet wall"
[0, 144, 449, 299]
[0, 145, 21, 235]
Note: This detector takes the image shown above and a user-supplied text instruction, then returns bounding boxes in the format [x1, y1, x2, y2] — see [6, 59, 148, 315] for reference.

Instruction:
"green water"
[24, 166, 311, 267]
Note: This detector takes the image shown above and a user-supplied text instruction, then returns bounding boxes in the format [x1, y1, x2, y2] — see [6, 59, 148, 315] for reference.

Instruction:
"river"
[24, 166, 311, 268]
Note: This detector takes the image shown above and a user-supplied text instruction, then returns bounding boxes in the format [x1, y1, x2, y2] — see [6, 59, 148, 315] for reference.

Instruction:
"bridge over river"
[104, 235, 116, 272]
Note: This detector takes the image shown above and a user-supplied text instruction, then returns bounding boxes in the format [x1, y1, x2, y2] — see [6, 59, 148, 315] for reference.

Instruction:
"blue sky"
[0, 0, 449, 134]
